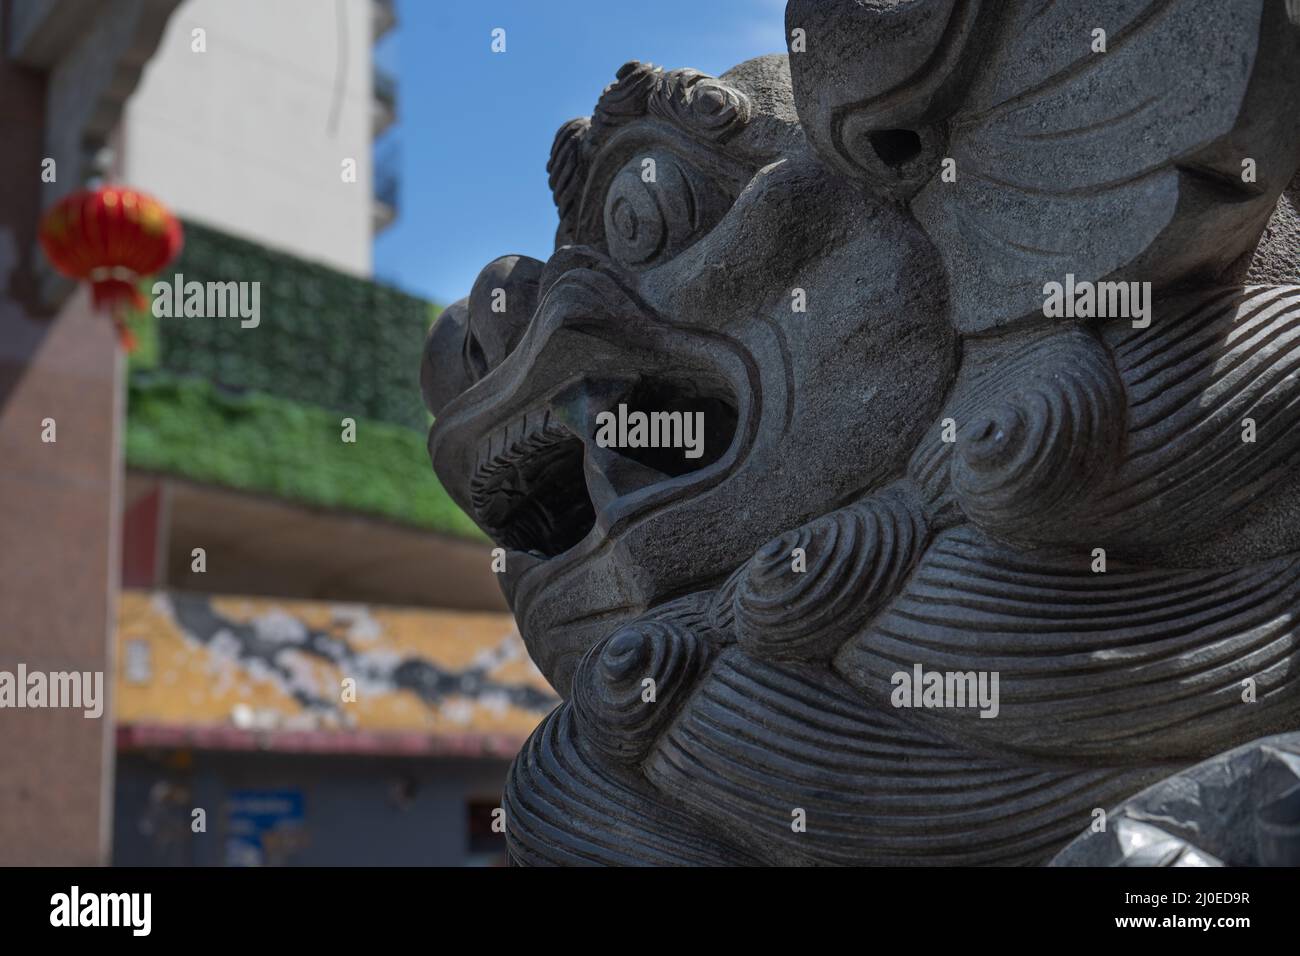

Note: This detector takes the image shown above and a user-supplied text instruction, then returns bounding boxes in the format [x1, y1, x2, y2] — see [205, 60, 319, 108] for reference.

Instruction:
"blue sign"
[225, 789, 306, 866]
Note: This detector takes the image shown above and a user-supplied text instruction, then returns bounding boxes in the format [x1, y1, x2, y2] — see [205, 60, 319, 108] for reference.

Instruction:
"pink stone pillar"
[0, 58, 122, 867]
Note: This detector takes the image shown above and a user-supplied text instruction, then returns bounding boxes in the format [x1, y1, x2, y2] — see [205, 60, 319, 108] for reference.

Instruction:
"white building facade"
[119, 0, 397, 277]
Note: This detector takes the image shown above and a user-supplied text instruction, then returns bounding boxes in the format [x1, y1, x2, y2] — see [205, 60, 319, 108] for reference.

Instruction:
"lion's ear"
[789, 0, 1300, 333]
[785, 0, 984, 198]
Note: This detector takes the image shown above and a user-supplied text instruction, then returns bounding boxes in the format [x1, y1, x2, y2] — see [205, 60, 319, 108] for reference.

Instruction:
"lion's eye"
[602, 150, 729, 270]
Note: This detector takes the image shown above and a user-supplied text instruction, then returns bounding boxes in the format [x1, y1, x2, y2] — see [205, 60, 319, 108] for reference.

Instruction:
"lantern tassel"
[90, 277, 147, 312]
[109, 304, 137, 353]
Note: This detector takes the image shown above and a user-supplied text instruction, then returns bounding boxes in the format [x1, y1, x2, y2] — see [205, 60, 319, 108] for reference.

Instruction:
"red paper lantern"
[38, 186, 183, 348]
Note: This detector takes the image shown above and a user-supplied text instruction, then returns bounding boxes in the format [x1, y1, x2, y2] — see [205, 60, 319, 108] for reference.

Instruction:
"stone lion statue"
[421, 0, 1300, 865]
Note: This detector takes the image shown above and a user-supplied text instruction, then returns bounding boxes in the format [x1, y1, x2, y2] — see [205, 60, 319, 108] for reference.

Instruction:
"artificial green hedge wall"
[126, 373, 482, 539]
[148, 220, 433, 430]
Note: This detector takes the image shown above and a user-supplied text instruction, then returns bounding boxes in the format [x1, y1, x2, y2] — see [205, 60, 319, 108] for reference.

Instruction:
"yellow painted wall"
[116, 591, 555, 739]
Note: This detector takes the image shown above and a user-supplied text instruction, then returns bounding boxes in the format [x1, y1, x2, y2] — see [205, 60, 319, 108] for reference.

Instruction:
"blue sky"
[372, 0, 787, 305]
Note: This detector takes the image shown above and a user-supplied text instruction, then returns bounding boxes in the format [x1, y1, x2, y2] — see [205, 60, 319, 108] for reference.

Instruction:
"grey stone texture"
[422, 0, 1300, 864]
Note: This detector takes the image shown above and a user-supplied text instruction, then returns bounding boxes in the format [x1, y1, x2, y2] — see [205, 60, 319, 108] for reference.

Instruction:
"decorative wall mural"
[116, 591, 556, 749]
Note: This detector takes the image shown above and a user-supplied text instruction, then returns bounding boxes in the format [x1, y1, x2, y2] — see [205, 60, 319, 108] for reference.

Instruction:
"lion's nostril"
[464, 329, 489, 380]
[466, 254, 544, 375]
[868, 128, 923, 168]
[423, 254, 546, 417]
[420, 299, 474, 417]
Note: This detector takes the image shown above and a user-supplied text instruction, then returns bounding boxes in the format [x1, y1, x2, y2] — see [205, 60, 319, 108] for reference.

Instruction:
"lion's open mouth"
[468, 375, 738, 559]
[469, 409, 593, 558]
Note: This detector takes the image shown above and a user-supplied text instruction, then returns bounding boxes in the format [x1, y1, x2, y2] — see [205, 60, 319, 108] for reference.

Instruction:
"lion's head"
[422, 0, 1300, 865]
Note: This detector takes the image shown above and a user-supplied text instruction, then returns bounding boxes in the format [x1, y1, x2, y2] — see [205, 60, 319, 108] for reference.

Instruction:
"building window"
[124, 638, 152, 684]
